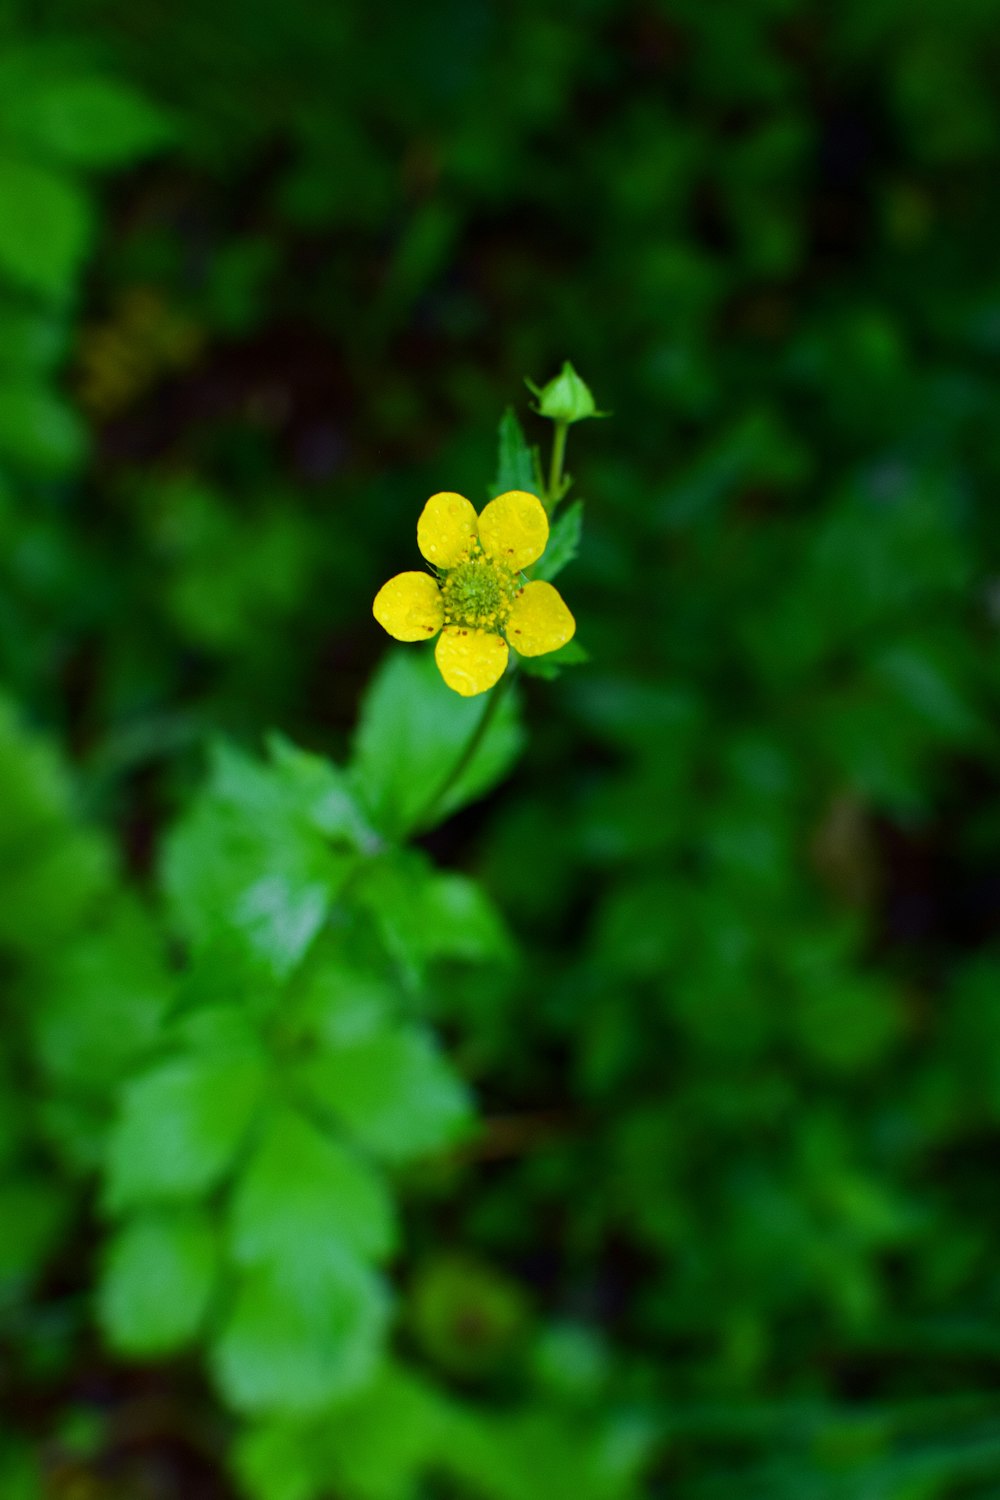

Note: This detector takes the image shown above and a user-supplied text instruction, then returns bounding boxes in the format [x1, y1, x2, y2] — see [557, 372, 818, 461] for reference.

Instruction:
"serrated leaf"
[535, 499, 583, 583]
[162, 740, 359, 978]
[490, 407, 541, 499]
[230, 1109, 397, 1269]
[105, 1019, 265, 1210]
[212, 1248, 389, 1416]
[357, 854, 513, 984]
[299, 1024, 472, 1163]
[99, 1208, 217, 1356]
[1, 77, 173, 168]
[0, 159, 91, 300]
[265, 734, 379, 848]
[351, 649, 523, 838]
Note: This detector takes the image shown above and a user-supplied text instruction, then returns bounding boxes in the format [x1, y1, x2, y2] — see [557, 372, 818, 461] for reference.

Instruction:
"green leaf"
[490, 406, 541, 499]
[162, 741, 360, 978]
[265, 734, 379, 848]
[447, 1408, 643, 1500]
[0, 302, 68, 371]
[351, 649, 524, 837]
[0, 696, 111, 951]
[34, 900, 171, 1091]
[249, 1365, 456, 1500]
[0, 380, 86, 475]
[0, 159, 91, 300]
[105, 1014, 266, 1210]
[416, 871, 512, 962]
[299, 1024, 473, 1163]
[0, 824, 110, 951]
[789, 973, 903, 1074]
[535, 499, 583, 583]
[0, 77, 173, 168]
[869, 640, 983, 743]
[518, 639, 590, 680]
[230, 1108, 397, 1269]
[0, 1177, 67, 1288]
[357, 855, 513, 984]
[212, 1247, 389, 1415]
[98, 1208, 218, 1356]
[294, 954, 395, 1050]
[233, 1419, 328, 1500]
[0, 1439, 42, 1500]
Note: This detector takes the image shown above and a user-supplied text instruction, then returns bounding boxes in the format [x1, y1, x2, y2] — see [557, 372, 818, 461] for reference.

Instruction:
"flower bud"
[526, 361, 605, 424]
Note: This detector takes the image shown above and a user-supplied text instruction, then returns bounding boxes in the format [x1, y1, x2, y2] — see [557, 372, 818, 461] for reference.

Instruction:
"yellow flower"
[373, 490, 575, 696]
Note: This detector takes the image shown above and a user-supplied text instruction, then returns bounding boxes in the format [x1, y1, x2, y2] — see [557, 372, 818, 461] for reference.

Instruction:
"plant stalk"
[546, 420, 568, 508]
[414, 669, 514, 833]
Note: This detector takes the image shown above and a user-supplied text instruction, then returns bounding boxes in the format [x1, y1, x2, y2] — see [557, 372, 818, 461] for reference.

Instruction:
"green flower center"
[441, 548, 518, 631]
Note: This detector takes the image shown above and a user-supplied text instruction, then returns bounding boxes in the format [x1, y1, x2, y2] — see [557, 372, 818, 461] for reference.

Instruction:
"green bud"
[526, 361, 606, 424]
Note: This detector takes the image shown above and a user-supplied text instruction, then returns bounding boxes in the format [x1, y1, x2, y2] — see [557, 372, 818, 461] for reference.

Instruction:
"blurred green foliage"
[3, 0, 1000, 1495]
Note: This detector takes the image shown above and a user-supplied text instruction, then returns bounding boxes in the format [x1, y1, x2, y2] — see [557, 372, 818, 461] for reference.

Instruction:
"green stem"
[546, 420, 568, 509]
[414, 669, 514, 834]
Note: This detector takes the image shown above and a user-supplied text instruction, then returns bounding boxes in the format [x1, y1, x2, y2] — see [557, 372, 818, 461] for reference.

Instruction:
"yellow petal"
[373, 572, 443, 641]
[477, 490, 548, 570]
[434, 627, 508, 696]
[505, 580, 575, 657]
[417, 492, 479, 568]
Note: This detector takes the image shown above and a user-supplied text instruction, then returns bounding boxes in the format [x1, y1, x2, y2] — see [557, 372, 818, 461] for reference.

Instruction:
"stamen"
[440, 551, 518, 632]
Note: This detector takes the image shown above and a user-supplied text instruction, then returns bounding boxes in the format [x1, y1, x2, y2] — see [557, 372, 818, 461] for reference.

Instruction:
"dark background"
[4, 0, 1000, 1495]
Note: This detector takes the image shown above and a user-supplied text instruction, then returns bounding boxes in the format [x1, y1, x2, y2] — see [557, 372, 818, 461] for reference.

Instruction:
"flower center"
[440, 547, 518, 631]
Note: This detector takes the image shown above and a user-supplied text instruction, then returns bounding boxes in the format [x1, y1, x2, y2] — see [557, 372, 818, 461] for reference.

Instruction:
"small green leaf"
[535, 499, 583, 583]
[358, 855, 513, 982]
[299, 1024, 472, 1163]
[0, 696, 111, 951]
[0, 381, 87, 475]
[233, 1419, 327, 1500]
[419, 872, 513, 962]
[1, 77, 173, 168]
[490, 407, 541, 499]
[235, 1365, 454, 1500]
[0, 159, 91, 300]
[0, 302, 68, 371]
[351, 649, 523, 838]
[518, 639, 590, 680]
[212, 1248, 389, 1415]
[230, 1108, 397, 1269]
[105, 1017, 265, 1210]
[99, 1208, 217, 1356]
